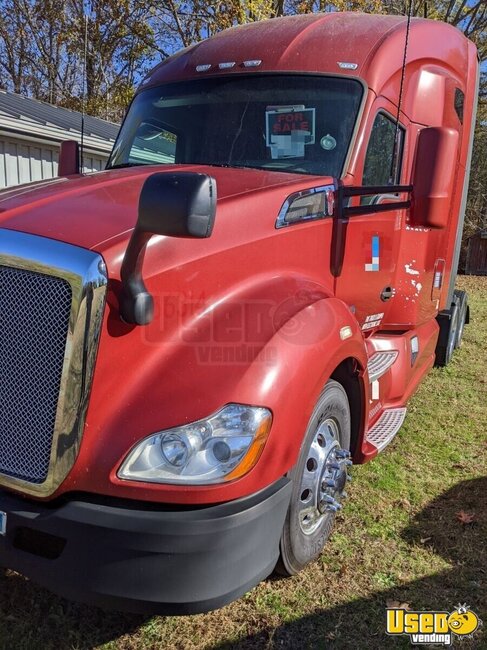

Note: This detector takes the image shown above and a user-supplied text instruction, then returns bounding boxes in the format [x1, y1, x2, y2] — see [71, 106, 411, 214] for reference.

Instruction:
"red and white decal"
[362, 312, 384, 331]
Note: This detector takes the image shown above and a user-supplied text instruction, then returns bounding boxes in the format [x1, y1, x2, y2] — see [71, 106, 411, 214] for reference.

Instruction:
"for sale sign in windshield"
[266, 105, 315, 159]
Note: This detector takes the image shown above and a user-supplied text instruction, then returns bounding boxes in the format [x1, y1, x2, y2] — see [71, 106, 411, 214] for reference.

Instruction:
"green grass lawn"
[1, 276, 485, 650]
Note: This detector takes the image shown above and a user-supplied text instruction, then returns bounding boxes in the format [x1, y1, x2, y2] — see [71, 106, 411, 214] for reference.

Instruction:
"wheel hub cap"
[298, 418, 352, 535]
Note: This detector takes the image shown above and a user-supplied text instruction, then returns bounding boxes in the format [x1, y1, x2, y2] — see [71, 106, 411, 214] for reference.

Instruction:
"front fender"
[57, 281, 366, 504]
[231, 297, 367, 494]
[109, 295, 366, 504]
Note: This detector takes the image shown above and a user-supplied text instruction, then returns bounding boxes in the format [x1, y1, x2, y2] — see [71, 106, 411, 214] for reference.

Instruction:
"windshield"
[108, 75, 363, 177]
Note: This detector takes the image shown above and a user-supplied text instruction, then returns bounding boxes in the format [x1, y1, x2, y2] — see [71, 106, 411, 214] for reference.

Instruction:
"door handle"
[381, 286, 394, 302]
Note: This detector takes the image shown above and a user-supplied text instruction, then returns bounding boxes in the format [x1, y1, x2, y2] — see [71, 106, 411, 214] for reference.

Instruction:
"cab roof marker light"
[338, 61, 358, 70]
[243, 59, 262, 68]
[218, 62, 236, 69]
[196, 64, 212, 72]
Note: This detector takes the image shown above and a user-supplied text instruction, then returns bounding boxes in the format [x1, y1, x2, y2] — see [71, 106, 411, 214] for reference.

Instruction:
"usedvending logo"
[386, 603, 481, 645]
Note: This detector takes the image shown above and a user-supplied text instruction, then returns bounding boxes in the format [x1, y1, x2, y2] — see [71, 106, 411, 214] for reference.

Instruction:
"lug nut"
[346, 474, 352, 482]
[322, 479, 337, 489]
[344, 459, 353, 466]
[335, 449, 351, 458]
[329, 462, 341, 470]
[321, 494, 335, 503]
[319, 495, 342, 513]
[328, 503, 342, 512]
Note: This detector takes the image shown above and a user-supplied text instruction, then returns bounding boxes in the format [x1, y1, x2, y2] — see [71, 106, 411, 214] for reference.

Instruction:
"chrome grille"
[0, 266, 72, 483]
[0, 229, 107, 496]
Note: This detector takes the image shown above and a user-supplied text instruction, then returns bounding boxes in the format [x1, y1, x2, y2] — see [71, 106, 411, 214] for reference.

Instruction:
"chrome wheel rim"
[298, 418, 352, 535]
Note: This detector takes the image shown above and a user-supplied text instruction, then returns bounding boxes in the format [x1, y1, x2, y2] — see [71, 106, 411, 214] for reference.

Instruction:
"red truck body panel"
[0, 13, 478, 508]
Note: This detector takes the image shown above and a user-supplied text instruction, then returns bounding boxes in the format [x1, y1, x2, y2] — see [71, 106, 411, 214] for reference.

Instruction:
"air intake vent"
[0, 266, 72, 483]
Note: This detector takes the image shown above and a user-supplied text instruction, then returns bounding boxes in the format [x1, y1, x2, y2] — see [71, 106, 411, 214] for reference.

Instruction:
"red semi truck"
[0, 13, 479, 613]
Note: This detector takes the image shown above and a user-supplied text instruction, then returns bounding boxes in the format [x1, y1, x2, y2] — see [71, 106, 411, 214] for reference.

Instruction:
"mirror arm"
[120, 228, 154, 326]
[119, 171, 217, 327]
[331, 185, 348, 278]
[343, 184, 412, 197]
[331, 183, 413, 277]
[343, 200, 411, 217]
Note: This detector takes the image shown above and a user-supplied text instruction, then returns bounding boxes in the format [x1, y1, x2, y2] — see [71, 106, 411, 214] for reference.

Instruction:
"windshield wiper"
[107, 162, 149, 170]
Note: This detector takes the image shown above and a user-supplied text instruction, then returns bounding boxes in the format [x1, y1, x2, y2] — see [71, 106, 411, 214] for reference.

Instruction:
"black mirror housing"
[138, 172, 217, 238]
[120, 172, 217, 326]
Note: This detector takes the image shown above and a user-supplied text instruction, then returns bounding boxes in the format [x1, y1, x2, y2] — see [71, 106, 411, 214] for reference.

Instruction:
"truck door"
[334, 105, 407, 333]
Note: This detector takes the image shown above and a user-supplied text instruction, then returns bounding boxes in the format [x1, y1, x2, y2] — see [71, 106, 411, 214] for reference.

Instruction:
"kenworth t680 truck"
[0, 12, 479, 613]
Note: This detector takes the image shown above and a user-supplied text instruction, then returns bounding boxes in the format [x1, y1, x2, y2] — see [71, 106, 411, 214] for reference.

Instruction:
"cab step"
[367, 350, 399, 383]
[366, 407, 407, 452]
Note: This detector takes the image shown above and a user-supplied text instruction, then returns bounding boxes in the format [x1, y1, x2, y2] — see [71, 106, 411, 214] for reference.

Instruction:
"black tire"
[276, 380, 351, 576]
[435, 302, 460, 367]
[454, 291, 468, 349]
[445, 302, 459, 363]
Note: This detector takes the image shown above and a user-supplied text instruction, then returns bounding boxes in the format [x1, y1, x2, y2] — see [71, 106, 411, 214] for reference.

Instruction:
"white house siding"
[0, 135, 108, 189]
[82, 155, 106, 174]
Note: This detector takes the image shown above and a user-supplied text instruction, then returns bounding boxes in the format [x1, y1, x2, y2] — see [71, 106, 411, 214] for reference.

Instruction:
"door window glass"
[363, 112, 404, 186]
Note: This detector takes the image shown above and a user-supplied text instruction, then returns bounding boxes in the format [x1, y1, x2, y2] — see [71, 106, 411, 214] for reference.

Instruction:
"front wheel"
[277, 380, 352, 576]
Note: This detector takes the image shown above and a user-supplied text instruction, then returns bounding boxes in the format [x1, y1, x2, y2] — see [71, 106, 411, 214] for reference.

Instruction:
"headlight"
[118, 404, 272, 485]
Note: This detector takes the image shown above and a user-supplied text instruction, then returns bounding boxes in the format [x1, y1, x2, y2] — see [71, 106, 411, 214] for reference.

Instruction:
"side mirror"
[410, 127, 459, 229]
[120, 172, 217, 326]
[58, 140, 80, 176]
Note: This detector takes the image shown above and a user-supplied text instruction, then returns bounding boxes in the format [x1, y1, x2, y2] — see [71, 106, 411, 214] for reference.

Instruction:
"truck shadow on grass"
[215, 476, 486, 649]
[0, 573, 147, 649]
[0, 477, 484, 650]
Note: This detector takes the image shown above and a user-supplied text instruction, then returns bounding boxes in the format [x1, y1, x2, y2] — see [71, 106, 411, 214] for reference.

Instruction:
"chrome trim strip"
[275, 184, 335, 229]
[0, 229, 107, 497]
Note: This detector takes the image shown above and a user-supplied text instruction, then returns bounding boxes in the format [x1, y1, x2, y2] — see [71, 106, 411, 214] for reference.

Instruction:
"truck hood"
[0, 165, 323, 252]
